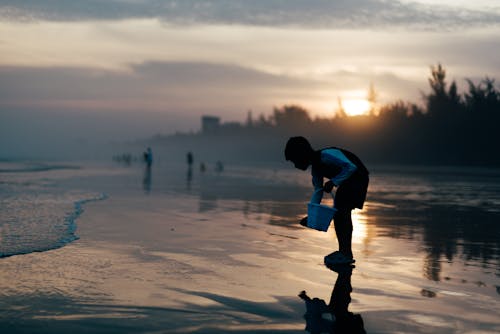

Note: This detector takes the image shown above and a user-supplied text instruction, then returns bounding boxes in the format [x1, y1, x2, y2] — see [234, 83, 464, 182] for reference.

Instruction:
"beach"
[0, 161, 499, 333]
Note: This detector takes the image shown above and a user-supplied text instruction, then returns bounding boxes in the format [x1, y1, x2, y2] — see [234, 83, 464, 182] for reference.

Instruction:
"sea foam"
[0, 162, 107, 258]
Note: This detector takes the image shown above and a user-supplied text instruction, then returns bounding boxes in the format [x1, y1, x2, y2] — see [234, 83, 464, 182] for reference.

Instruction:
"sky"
[1, 0, 500, 159]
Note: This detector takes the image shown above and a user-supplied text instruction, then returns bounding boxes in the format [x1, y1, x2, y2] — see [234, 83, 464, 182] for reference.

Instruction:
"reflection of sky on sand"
[0, 196, 313, 331]
[1, 162, 499, 333]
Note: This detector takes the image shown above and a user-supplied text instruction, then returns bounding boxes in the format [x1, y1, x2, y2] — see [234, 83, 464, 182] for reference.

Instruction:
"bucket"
[307, 193, 337, 232]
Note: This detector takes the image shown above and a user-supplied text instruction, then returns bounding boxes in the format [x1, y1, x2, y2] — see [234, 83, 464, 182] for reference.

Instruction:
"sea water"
[0, 161, 106, 258]
[1, 160, 499, 272]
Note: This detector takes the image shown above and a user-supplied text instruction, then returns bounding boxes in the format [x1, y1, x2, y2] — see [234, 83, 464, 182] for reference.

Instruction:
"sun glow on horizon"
[342, 99, 371, 117]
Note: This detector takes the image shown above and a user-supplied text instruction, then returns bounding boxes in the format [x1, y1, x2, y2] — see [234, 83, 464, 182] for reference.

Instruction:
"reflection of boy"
[299, 290, 334, 333]
[285, 136, 369, 265]
[299, 267, 366, 334]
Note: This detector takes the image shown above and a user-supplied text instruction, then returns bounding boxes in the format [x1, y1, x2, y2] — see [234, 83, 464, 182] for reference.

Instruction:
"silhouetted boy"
[285, 136, 369, 265]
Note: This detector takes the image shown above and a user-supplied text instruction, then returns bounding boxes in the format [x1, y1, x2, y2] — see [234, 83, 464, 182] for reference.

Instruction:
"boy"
[285, 136, 369, 266]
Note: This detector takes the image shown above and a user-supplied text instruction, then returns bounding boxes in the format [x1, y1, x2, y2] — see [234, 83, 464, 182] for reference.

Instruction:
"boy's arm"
[321, 149, 357, 186]
[310, 166, 323, 204]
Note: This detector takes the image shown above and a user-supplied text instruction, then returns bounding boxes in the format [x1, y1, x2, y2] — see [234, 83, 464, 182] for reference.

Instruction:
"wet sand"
[0, 163, 499, 333]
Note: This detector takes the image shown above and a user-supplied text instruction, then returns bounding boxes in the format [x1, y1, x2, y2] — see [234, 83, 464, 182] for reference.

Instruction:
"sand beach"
[0, 161, 499, 333]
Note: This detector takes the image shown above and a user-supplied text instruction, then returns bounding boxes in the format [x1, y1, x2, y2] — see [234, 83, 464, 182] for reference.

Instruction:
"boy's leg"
[333, 209, 353, 258]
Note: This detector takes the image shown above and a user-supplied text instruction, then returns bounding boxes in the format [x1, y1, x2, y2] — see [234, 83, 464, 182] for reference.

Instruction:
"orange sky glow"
[1, 1, 500, 136]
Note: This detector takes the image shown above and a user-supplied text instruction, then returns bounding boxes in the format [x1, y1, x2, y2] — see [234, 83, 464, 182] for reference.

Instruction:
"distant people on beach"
[200, 162, 206, 173]
[299, 266, 365, 333]
[143, 147, 153, 167]
[285, 136, 369, 266]
[112, 153, 133, 166]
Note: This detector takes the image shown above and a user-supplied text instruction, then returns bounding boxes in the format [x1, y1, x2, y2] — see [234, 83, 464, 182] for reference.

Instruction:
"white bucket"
[307, 193, 337, 232]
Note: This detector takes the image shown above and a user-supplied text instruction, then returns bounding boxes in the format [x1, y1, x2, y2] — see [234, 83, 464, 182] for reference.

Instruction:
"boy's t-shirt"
[310, 148, 368, 205]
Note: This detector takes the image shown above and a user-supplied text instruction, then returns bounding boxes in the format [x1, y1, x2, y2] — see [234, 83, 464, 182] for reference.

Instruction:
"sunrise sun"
[342, 99, 371, 116]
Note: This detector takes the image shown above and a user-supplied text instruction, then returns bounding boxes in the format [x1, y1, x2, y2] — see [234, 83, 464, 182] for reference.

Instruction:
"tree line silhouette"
[149, 64, 500, 166]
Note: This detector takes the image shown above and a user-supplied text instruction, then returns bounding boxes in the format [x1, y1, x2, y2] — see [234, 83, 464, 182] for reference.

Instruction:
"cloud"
[0, 61, 324, 159]
[0, 60, 430, 125]
[1, 0, 499, 30]
[0, 61, 323, 116]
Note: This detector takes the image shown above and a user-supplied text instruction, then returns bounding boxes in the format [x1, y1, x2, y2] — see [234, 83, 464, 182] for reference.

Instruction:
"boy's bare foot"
[324, 251, 355, 266]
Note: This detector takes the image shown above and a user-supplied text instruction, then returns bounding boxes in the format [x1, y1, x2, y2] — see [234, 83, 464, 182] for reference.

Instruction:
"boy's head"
[285, 136, 313, 170]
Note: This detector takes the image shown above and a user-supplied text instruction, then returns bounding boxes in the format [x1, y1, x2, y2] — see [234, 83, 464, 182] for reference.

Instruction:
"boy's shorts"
[335, 172, 369, 210]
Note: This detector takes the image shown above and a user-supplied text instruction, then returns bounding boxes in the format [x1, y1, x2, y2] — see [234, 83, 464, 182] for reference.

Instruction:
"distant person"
[200, 162, 206, 173]
[285, 136, 369, 266]
[143, 147, 153, 168]
[215, 160, 224, 173]
[186, 152, 193, 190]
[299, 266, 365, 333]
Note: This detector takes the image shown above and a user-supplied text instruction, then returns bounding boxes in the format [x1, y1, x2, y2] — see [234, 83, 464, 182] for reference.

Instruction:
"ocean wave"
[0, 193, 107, 258]
[57, 193, 109, 245]
[0, 162, 80, 173]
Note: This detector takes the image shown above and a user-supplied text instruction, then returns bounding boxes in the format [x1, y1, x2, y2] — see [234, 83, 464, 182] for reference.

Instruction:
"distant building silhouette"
[201, 115, 220, 134]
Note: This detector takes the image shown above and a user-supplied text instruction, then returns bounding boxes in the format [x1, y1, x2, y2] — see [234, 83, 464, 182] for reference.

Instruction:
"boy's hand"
[323, 180, 335, 193]
[300, 216, 308, 227]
